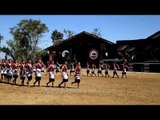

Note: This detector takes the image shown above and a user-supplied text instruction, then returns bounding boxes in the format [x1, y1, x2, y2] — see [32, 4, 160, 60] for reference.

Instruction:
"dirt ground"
[0, 69, 160, 105]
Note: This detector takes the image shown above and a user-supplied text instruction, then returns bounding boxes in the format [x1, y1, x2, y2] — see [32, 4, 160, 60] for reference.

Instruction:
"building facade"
[116, 31, 160, 72]
[45, 31, 116, 67]
[45, 30, 160, 72]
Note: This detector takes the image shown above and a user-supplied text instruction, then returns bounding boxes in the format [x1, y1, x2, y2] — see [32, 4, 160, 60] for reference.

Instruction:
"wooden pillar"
[49, 51, 53, 61]
[100, 43, 104, 61]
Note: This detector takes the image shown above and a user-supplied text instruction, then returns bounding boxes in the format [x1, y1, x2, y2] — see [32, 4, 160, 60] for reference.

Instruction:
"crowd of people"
[0, 58, 129, 89]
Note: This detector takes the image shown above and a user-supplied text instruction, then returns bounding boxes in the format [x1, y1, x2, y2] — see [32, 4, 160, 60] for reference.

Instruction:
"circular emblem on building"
[89, 49, 98, 60]
[62, 50, 69, 57]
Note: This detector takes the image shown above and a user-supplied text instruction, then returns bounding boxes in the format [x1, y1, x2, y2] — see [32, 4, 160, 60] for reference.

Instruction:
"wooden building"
[116, 31, 160, 72]
[45, 31, 116, 67]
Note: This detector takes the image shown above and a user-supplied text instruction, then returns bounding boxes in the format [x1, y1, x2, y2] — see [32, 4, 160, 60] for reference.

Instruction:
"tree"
[51, 30, 63, 44]
[63, 29, 75, 38]
[0, 46, 14, 60]
[91, 28, 102, 37]
[0, 34, 4, 48]
[0, 38, 27, 60]
[0, 34, 4, 59]
[5, 19, 49, 61]
[34, 48, 48, 60]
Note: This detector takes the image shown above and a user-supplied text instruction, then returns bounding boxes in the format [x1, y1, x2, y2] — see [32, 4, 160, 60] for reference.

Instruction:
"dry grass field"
[0, 69, 160, 105]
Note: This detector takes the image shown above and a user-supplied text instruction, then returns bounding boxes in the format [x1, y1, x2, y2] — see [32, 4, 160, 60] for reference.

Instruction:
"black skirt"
[74, 79, 80, 83]
[36, 77, 41, 81]
[27, 76, 32, 80]
[63, 79, 68, 82]
[49, 78, 55, 82]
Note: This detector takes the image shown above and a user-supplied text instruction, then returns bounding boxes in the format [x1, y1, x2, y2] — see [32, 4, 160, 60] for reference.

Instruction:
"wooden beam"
[49, 51, 53, 61]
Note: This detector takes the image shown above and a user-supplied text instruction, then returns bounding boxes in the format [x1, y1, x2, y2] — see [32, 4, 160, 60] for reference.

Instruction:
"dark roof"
[116, 30, 160, 43]
[147, 31, 160, 39]
[45, 31, 115, 50]
[79, 31, 115, 44]
[116, 39, 145, 44]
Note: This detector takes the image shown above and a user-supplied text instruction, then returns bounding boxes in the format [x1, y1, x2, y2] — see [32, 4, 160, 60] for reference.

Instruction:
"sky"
[0, 15, 160, 59]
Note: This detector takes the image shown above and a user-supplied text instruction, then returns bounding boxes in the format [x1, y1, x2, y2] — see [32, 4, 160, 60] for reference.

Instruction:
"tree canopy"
[63, 29, 76, 38]
[0, 34, 4, 47]
[1, 19, 49, 61]
[51, 29, 63, 44]
[91, 28, 102, 37]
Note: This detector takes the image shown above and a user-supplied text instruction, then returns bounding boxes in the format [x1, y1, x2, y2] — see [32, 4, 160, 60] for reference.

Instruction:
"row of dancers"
[69, 62, 129, 78]
[0, 59, 81, 88]
[0, 59, 129, 88]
